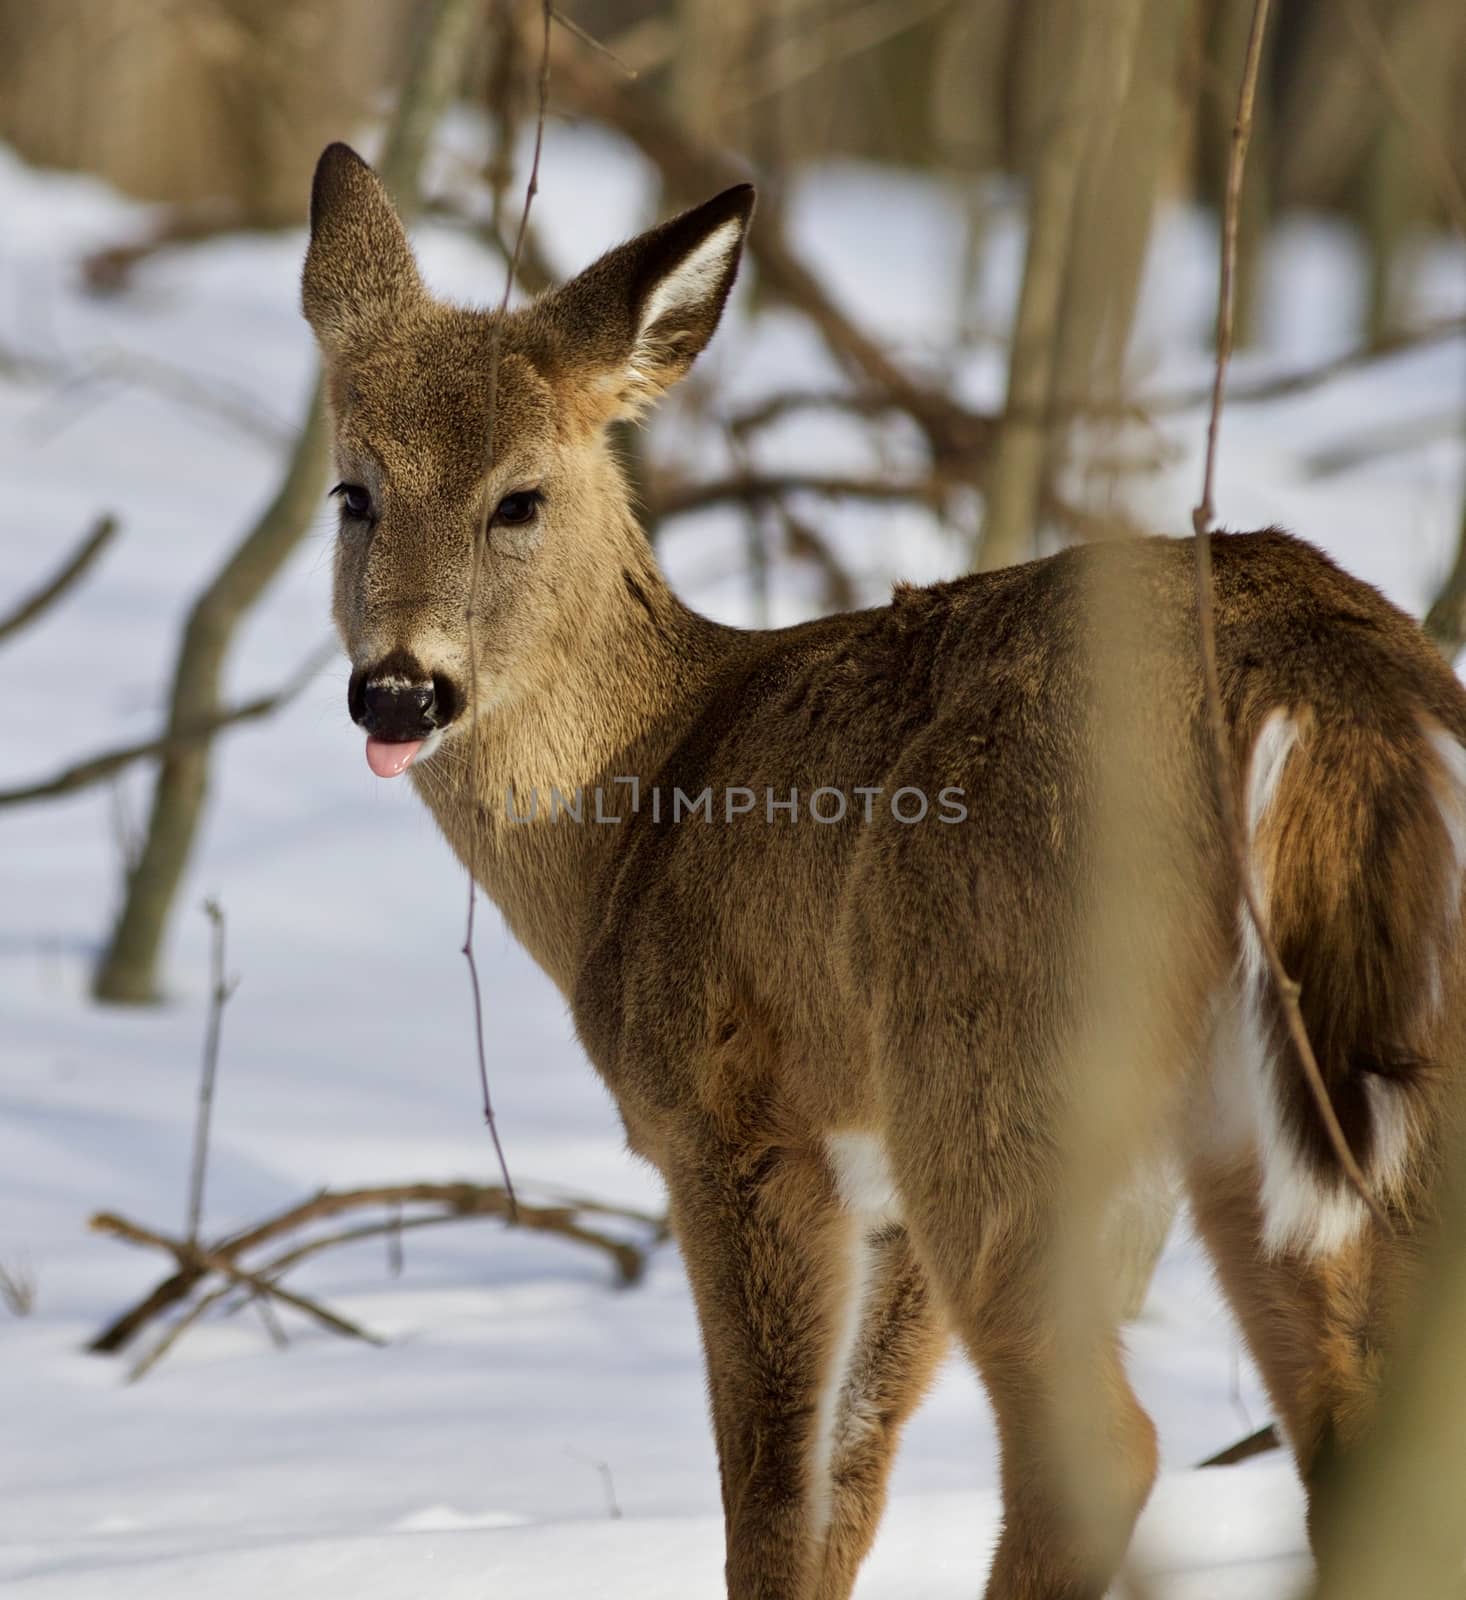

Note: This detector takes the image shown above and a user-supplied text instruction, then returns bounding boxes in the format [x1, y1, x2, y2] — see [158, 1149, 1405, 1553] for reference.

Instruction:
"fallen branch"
[0, 514, 119, 646]
[93, 1212, 385, 1360]
[1190, 0, 1386, 1229]
[88, 1180, 665, 1376]
[0, 643, 333, 810]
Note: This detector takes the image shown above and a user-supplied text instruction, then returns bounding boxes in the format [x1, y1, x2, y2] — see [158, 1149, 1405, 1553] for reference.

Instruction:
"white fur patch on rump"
[825, 1131, 902, 1225]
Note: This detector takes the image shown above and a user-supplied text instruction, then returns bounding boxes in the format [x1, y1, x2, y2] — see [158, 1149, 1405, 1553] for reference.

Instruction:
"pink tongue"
[365, 736, 424, 779]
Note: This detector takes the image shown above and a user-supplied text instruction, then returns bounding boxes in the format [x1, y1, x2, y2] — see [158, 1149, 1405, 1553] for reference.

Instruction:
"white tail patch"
[1210, 710, 1369, 1256]
[1201, 712, 1466, 1256]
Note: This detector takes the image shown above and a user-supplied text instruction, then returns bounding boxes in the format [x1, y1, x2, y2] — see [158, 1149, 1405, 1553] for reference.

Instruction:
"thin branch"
[551, 7, 637, 78]
[88, 1180, 662, 1358]
[649, 471, 1147, 546]
[1198, 1423, 1280, 1468]
[726, 317, 1466, 443]
[1301, 412, 1463, 479]
[0, 643, 333, 810]
[0, 515, 119, 646]
[91, 1212, 384, 1349]
[461, 0, 552, 1214]
[1189, 0, 1388, 1230]
[185, 901, 236, 1245]
[653, 471, 944, 520]
[1152, 316, 1466, 415]
[125, 1280, 236, 1384]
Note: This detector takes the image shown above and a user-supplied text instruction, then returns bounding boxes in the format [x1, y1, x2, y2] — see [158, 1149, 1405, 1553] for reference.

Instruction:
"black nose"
[354, 675, 438, 740]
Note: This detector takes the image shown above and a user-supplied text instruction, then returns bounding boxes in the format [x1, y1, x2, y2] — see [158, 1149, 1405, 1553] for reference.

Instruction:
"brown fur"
[303, 143, 1466, 1598]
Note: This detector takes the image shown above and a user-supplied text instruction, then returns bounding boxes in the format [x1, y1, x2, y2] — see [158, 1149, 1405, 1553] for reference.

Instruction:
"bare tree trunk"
[1424, 495, 1466, 659]
[92, 0, 481, 1004]
[1055, 0, 1194, 411]
[979, 0, 1139, 571]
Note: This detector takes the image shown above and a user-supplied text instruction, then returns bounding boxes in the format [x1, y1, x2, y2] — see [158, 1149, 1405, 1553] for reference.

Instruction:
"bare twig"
[1198, 1423, 1280, 1468]
[551, 7, 637, 78]
[0, 1260, 37, 1317]
[88, 1181, 661, 1364]
[0, 515, 119, 647]
[125, 1279, 236, 1384]
[1190, 0, 1387, 1229]
[461, 0, 553, 1214]
[92, 1212, 384, 1349]
[650, 470, 1146, 547]
[728, 316, 1466, 443]
[1301, 412, 1463, 479]
[186, 901, 236, 1244]
[0, 643, 333, 811]
[653, 471, 945, 521]
[1152, 316, 1466, 415]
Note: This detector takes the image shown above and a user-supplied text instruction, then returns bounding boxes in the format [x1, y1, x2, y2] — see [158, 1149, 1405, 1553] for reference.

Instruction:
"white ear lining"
[635, 218, 743, 341]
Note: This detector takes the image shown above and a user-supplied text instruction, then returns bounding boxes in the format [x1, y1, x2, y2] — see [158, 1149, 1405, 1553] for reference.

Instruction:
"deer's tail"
[1235, 703, 1466, 1255]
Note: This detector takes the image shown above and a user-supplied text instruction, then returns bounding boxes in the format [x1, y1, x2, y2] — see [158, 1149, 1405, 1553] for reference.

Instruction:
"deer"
[301, 140, 1466, 1599]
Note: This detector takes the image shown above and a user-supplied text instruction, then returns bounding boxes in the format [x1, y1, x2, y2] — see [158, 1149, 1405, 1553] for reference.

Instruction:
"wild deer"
[302, 141, 1466, 1598]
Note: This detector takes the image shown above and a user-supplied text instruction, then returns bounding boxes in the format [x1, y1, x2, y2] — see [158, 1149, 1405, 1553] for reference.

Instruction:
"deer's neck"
[413, 527, 735, 994]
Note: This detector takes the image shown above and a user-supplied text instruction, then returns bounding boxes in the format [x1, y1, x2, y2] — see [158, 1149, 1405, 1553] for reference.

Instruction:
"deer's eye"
[331, 483, 373, 520]
[493, 489, 542, 527]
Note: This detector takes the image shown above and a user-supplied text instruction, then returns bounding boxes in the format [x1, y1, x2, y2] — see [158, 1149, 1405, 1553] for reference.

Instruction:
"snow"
[1, 113, 1462, 1597]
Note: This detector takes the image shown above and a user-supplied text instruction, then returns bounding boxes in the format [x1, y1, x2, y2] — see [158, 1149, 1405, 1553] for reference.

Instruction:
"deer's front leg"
[669, 1136, 860, 1600]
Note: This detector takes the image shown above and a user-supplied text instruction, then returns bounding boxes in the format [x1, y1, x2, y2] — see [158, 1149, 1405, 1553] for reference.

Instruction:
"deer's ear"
[545, 184, 755, 418]
[302, 142, 424, 356]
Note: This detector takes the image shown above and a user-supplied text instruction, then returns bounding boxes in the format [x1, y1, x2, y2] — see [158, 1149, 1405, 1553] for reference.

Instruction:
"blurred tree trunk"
[979, 0, 1144, 571]
[0, 0, 407, 225]
[1424, 496, 1466, 659]
[1055, 0, 1194, 411]
[92, 0, 482, 1005]
[1360, 0, 1457, 339]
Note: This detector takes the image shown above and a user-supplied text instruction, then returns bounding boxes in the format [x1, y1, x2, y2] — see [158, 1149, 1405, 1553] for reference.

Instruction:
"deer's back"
[573, 530, 1466, 1153]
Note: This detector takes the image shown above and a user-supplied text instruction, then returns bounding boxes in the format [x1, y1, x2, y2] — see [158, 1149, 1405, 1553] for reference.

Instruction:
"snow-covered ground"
[1, 114, 1462, 1597]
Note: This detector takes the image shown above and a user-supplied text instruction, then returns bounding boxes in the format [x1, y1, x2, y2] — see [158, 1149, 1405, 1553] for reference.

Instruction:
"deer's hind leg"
[872, 1000, 1164, 1600]
[813, 1223, 948, 1600]
[1185, 1150, 1429, 1568]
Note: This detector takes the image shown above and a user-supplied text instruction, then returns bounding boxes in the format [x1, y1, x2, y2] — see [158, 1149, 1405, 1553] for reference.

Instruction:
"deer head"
[301, 141, 753, 777]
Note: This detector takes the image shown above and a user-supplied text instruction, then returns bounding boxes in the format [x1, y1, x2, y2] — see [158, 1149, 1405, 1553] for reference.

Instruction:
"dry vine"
[458, 0, 554, 1215]
[1190, 0, 1386, 1228]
